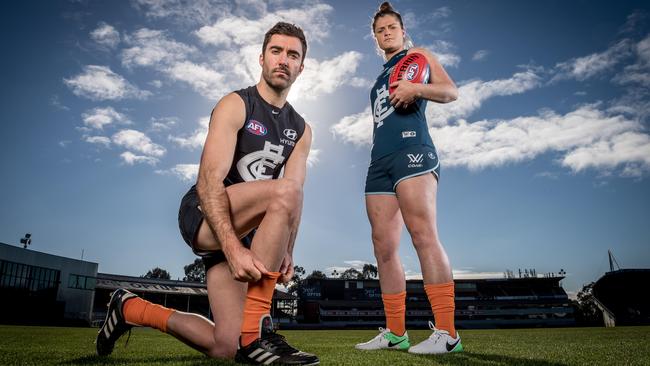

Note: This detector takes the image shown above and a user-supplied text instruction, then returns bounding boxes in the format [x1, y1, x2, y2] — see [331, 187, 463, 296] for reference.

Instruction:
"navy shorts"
[365, 144, 440, 195]
[178, 185, 254, 271]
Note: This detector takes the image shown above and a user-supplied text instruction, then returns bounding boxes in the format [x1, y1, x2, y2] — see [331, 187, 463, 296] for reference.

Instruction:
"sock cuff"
[381, 291, 406, 301]
[424, 281, 454, 293]
[266, 271, 281, 279]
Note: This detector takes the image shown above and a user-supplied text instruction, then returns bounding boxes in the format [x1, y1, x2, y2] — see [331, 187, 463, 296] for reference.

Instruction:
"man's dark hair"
[262, 22, 307, 62]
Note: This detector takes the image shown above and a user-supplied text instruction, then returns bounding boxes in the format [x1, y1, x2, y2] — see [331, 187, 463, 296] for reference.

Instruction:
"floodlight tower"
[20, 233, 32, 249]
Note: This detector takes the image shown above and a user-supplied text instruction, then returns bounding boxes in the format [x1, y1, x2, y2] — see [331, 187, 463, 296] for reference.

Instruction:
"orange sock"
[424, 282, 456, 338]
[240, 272, 281, 347]
[123, 297, 175, 333]
[382, 291, 406, 336]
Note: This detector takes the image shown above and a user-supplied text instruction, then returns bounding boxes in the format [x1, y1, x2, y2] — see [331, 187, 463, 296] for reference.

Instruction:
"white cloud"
[403, 6, 452, 35]
[160, 164, 200, 181]
[561, 131, 650, 172]
[169, 116, 209, 149]
[325, 260, 373, 277]
[331, 69, 542, 146]
[133, 0, 231, 26]
[82, 107, 129, 129]
[432, 104, 650, 175]
[211, 44, 261, 90]
[330, 106, 373, 147]
[50, 95, 70, 111]
[120, 151, 159, 165]
[125, 3, 362, 104]
[426, 69, 542, 126]
[307, 149, 320, 167]
[333, 102, 650, 177]
[122, 28, 196, 68]
[112, 129, 166, 157]
[619, 10, 648, 36]
[149, 80, 163, 88]
[90, 22, 120, 48]
[84, 136, 111, 147]
[289, 51, 365, 101]
[552, 39, 634, 82]
[64, 65, 151, 101]
[424, 41, 460, 68]
[452, 269, 509, 279]
[472, 50, 489, 61]
[150, 116, 178, 131]
[430, 6, 452, 19]
[165, 61, 227, 100]
[195, 3, 333, 47]
[613, 35, 650, 85]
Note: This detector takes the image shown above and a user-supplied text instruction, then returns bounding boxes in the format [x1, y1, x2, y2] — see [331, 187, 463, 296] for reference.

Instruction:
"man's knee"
[206, 338, 238, 359]
[269, 179, 303, 216]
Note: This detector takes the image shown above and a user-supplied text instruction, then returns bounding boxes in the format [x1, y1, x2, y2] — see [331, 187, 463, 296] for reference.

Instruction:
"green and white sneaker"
[355, 327, 410, 351]
[408, 321, 463, 355]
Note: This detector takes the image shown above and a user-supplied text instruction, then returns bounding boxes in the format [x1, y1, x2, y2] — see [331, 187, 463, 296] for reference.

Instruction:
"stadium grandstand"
[592, 251, 650, 326]
[2, 241, 575, 329]
[93, 273, 298, 326]
[296, 276, 574, 329]
[0, 242, 98, 325]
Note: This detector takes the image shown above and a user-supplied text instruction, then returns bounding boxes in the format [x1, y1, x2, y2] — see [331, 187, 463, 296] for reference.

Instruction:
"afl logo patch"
[246, 120, 267, 136]
[405, 64, 419, 81]
[283, 128, 297, 141]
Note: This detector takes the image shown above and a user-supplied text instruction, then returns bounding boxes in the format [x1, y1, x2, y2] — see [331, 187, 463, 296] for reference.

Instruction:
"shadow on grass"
[410, 351, 568, 366]
[61, 354, 238, 366]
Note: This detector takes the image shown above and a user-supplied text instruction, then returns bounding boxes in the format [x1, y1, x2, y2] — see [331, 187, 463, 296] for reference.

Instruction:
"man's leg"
[240, 178, 300, 346]
[194, 178, 300, 343]
[98, 178, 303, 359]
[164, 262, 246, 358]
[195, 178, 317, 364]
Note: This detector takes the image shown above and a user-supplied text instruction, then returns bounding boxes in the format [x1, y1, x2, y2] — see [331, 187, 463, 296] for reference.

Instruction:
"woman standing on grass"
[354, 2, 462, 355]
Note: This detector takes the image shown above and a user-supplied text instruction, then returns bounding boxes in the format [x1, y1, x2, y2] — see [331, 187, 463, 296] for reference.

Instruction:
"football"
[389, 52, 430, 94]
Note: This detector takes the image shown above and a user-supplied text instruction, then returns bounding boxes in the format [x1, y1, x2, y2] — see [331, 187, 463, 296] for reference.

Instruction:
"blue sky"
[1, 0, 649, 296]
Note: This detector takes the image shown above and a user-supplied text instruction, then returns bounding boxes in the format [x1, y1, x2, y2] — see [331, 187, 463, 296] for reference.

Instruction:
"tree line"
[141, 261, 379, 284]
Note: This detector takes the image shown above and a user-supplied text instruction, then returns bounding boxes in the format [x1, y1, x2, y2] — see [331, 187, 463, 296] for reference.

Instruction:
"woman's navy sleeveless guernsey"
[370, 49, 434, 162]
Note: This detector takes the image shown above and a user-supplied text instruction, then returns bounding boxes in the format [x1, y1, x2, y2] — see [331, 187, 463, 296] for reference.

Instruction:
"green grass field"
[0, 325, 648, 365]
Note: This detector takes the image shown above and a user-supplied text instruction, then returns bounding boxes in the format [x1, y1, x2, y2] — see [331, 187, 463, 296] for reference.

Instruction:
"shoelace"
[369, 327, 391, 342]
[427, 321, 447, 341]
[124, 329, 132, 348]
[263, 332, 298, 354]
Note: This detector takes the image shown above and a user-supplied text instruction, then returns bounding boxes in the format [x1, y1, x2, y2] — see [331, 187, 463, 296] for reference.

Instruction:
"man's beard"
[263, 67, 292, 92]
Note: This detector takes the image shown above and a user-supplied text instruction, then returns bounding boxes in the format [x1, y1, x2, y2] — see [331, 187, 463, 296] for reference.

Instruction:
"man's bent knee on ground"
[96, 22, 319, 366]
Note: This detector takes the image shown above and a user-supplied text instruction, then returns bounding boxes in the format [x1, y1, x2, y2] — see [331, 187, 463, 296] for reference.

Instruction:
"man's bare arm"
[196, 93, 268, 281]
[276, 124, 312, 283]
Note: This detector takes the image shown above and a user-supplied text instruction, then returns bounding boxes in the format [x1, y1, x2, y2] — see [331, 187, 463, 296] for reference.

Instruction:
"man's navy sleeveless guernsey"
[226, 85, 306, 185]
[178, 85, 305, 268]
[370, 49, 434, 162]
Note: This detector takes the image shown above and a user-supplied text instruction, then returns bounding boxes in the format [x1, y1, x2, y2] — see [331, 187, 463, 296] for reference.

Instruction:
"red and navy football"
[389, 52, 430, 94]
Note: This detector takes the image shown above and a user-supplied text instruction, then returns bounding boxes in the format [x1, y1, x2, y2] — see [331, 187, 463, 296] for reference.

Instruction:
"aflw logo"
[407, 153, 424, 168]
[407, 154, 424, 163]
